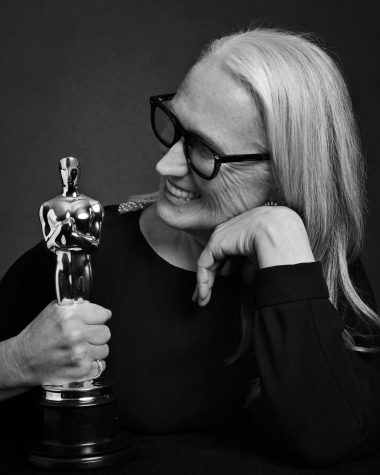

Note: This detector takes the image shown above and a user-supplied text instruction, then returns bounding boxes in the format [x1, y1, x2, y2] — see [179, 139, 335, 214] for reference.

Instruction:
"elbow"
[253, 414, 364, 468]
[291, 445, 348, 468]
[285, 429, 364, 468]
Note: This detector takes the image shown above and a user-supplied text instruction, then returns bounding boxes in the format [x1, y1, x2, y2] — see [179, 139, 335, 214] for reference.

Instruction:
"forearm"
[70, 232, 99, 251]
[253, 303, 363, 465]
[255, 210, 315, 269]
[250, 263, 371, 466]
[0, 336, 31, 395]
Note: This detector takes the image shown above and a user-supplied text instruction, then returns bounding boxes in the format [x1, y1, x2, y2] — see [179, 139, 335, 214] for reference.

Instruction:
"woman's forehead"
[172, 58, 260, 152]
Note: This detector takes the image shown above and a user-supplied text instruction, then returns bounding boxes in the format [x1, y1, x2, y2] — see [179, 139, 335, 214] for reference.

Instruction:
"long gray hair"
[202, 28, 378, 358]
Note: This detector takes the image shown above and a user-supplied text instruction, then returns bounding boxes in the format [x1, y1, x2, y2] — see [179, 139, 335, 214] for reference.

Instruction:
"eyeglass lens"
[154, 106, 177, 147]
[154, 105, 216, 178]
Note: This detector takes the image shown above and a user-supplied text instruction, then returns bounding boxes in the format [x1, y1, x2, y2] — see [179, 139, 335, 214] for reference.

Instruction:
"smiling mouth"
[165, 180, 201, 201]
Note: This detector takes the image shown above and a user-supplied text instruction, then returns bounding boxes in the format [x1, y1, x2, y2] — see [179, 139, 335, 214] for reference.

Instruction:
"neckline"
[138, 206, 198, 275]
[136, 206, 239, 278]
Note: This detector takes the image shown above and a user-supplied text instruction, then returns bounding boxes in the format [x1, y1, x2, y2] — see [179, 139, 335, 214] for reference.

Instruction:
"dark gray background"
[0, 0, 378, 304]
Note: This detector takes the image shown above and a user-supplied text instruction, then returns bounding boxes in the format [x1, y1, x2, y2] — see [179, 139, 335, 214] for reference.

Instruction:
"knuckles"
[61, 321, 84, 346]
[71, 360, 94, 380]
[68, 343, 88, 366]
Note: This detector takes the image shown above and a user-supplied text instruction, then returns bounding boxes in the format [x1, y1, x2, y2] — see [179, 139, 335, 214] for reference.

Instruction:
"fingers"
[86, 324, 111, 345]
[27, 301, 112, 386]
[55, 302, 112, 325]
[91, 359, 107, 380]
[196, 247, 221, 307]
[88, 344, 109, 361]
[193, 212, 259, 307]
[63, 344, 108, 382]
[197, 267, 211, 306]
[55, 359, 107, 385]
[197, 269, 216, 306]
[79, 303, 112, 324]
[192, 284, 199, 303]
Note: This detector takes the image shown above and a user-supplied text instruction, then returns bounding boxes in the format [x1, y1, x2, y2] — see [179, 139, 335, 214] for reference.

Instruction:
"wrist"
[253, 261, 329, 308]
[256, 211, 315, 268]
[0, 336, 35, 388]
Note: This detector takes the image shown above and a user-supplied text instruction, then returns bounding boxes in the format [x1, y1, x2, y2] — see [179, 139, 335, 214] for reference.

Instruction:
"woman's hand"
[10, 301, 111, 386]
[194, 206, 315, 306]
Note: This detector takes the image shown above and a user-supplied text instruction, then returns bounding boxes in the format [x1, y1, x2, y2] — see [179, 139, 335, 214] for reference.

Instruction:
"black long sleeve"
[1, 208, 380, 467]
[249, 262, 380, 466]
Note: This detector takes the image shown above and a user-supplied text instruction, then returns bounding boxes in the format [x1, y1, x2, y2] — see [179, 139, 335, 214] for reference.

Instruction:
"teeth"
[166, 180, 200, 201]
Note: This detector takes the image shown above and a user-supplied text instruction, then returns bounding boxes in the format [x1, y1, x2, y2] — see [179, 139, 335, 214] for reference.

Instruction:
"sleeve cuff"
[253, 262, 329, 308]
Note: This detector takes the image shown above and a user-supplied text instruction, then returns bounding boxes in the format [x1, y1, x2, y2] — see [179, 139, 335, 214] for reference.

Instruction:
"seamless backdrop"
[0, 0, 379, 304]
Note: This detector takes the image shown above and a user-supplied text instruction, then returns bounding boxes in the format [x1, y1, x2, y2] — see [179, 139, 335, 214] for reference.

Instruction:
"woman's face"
[155, 56, 271, 240]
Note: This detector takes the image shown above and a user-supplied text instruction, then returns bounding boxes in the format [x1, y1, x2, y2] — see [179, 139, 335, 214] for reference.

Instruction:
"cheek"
[199, 167, 261, 220]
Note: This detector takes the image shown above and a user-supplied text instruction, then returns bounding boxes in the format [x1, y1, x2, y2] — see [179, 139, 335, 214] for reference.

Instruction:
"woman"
[0, 28, 379, 467]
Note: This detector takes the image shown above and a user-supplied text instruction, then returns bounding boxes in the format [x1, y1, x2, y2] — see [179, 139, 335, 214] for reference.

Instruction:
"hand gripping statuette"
[28, 157, 134, 470]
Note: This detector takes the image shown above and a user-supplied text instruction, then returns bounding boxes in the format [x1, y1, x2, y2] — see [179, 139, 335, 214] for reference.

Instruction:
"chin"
[156, 191, 215, 235]
[156, 195, 195, 230]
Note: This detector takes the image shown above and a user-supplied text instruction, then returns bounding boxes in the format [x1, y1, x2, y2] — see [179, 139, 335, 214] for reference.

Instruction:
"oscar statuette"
[27, 157, 134, 470]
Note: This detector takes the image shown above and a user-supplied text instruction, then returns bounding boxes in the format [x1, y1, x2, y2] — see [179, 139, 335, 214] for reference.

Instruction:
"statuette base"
[27, 380, 135, 470]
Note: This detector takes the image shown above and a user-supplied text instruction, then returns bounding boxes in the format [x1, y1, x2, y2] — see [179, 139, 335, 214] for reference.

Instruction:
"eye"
[188, 136, 214, 162]
[197, 142, 214, 160]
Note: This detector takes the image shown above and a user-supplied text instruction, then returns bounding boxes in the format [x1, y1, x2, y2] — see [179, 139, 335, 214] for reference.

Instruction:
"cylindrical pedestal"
[27, 380, 135, 470]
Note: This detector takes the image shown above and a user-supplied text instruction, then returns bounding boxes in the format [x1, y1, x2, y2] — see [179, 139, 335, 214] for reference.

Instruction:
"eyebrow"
[167, 101, 224, 154]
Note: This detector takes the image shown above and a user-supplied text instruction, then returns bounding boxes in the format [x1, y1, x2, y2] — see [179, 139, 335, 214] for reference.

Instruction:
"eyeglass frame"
[150, 93, 270, 180]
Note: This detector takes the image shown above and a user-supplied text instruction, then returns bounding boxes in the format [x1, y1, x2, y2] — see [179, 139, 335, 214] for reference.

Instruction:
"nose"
[155, 140, 190, 177]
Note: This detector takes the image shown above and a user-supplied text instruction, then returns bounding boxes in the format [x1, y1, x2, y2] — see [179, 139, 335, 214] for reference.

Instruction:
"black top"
[1, 205, 379, 467]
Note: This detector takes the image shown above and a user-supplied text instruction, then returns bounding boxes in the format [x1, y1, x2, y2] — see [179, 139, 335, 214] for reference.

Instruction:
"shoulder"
[0, 240, 56, 340]
[89, 203, 157, 268]
[103, 201, 152, 223]
[99, 204, 146, 248]
[0, 240, 54, 288]
[100, 199, 156, 243]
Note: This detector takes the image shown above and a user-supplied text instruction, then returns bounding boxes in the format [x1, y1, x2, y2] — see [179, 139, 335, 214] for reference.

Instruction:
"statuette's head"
[59, 157, 80, 195]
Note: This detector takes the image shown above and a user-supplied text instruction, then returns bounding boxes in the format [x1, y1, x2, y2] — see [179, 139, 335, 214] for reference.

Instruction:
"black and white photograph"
[0, 1, 379, 473]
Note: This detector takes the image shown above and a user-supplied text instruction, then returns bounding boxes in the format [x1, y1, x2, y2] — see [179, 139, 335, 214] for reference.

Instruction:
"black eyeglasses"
[150, 93, 270, 180]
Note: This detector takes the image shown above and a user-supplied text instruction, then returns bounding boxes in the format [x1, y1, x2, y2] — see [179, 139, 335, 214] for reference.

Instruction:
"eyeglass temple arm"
[215, 154, 270, 163]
